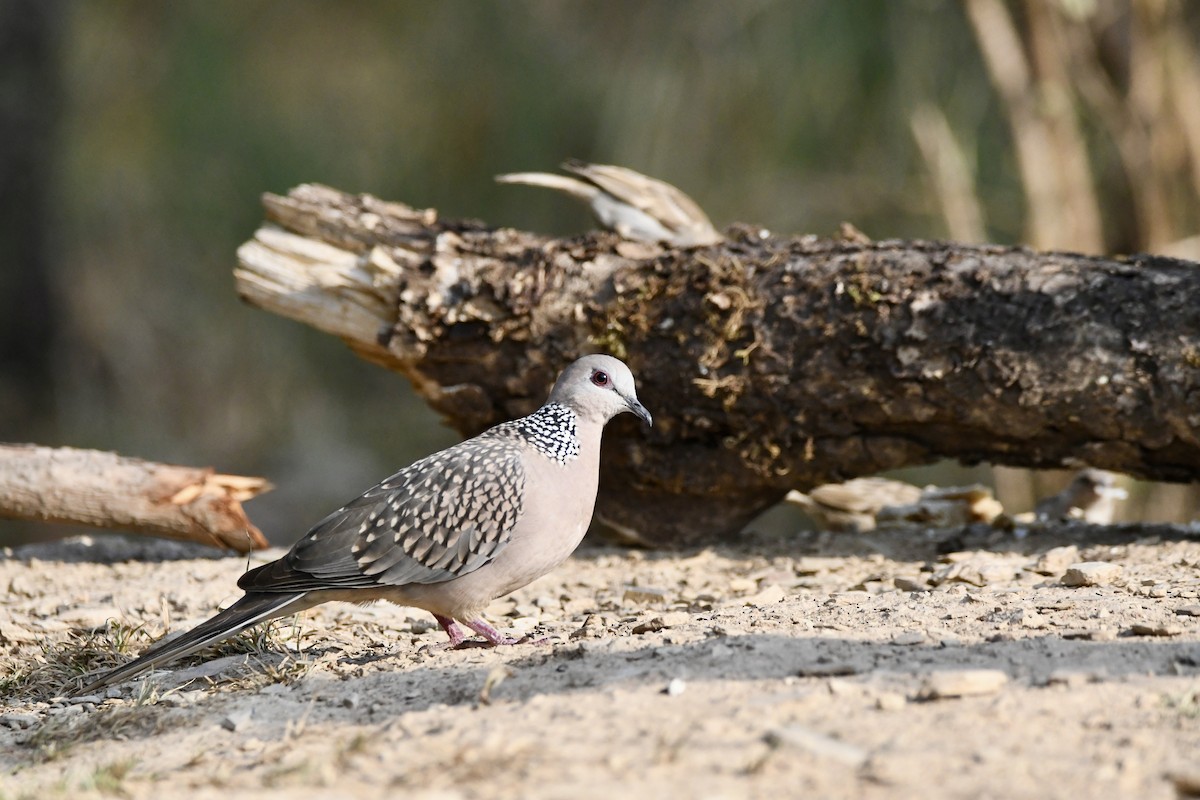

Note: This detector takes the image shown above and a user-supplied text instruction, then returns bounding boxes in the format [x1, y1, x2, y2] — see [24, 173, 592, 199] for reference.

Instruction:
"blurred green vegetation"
[2, 0, 1198, 545]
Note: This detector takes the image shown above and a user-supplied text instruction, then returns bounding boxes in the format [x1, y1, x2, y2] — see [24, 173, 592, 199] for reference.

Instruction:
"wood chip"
[796, 663, 860, 678]
[919, 669, 1008, 699]
[1062, 628, 1117, 641]
[479, 664, 514, 705]
[1127, 624, 1183, 637]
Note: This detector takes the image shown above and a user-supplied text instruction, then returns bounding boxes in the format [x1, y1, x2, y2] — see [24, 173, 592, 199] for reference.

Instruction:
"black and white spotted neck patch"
[490, 403, 580, 464]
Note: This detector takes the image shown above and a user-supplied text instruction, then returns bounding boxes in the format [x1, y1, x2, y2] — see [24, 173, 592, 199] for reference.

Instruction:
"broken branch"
[0, 444, 271, 553]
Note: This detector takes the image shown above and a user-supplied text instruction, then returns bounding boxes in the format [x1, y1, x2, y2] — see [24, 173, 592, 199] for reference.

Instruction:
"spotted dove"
[1034, 468, 1126, 523]
[81, 354, 651, 692]
[496, 159, 723, 248]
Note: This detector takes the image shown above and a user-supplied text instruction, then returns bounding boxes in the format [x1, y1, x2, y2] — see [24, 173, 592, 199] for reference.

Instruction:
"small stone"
[57, 606, 123, 629]
[1061, 562, 1122, 587]
[68, 695, 102, 705]
[875, 692, 907, 711]
[796, 557, 841, 575]
[658, 611, 691, 628]
[220, 710, 253, 732]
[1045, 670, 1093, 689]
[0, 622, 38, 644]
[744, 584, 786, 607]
[342, 694, 360, 709]
[764, 725, 868, 767]
[0, 713, 39, 729]
[1128, 624, 1183, 637]
[562, 598, 594, 617]
[919, 669, 1008, 699]
[570, 615, 602, 640]
[1018, 609, 1048, 629]
[632, 617, 666, 634]
[894, 576, 928, 592]
[892, 631, 927, 646]
[728, 577, 757, 593]
[1176, 605, 1200, 617]
[48, 705, 83, 719]
[709, 643, 735, 660]
[1090, 628, 1118, 642]
[169, 690, 206, 708]
[1031, 545, 1080, 576]
[930, 562, 987, 587]
[665, 678, 686, 696]
[622, 586, 670, 605]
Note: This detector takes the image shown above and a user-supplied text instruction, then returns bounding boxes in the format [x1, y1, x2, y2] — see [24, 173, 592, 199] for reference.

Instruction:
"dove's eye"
[591, 370, 610, 387]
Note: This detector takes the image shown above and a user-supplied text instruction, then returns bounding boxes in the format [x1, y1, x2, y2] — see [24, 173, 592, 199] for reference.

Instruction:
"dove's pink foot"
[432, 614, 531, 647]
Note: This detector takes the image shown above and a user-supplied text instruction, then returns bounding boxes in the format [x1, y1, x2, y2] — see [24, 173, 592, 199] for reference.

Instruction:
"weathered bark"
[235, 183, 1200, 545]
[0, 444, 271, 552]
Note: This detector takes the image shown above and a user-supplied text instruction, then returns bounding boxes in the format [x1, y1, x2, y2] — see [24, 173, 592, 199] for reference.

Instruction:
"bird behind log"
[496, 159, 723, 248]
[1034, 468, 1126, 523]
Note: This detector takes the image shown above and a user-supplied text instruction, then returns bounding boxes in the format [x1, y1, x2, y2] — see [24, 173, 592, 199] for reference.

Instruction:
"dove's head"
[548, 354, 652, 427]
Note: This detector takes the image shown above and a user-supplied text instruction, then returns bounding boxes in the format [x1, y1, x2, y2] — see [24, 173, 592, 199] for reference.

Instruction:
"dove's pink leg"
[433, 614, 467, 647]
[463, 618, 523, 645]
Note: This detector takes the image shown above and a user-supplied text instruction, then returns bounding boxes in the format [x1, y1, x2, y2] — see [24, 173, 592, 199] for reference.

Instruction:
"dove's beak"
[627, 398, 653, 427]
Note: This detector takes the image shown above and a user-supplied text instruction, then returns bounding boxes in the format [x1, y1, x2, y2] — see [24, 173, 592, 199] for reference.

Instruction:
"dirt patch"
[3, 525, 1200, 799]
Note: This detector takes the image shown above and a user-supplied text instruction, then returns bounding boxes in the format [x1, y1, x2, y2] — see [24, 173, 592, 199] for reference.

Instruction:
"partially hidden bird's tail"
[79, 592, 310, 694]
[494, 171, 599, 202]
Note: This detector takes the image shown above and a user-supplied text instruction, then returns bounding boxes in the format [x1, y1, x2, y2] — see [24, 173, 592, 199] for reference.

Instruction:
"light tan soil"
[2, 524, 1200, 799]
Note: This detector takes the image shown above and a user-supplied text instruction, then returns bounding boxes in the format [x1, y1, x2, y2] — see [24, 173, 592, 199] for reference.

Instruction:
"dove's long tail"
[494, 172, 599, 202]
[79, 591, 310, 694]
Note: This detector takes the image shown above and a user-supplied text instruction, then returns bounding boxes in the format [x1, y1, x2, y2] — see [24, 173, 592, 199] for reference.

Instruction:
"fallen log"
[0, 444, 271, 552]
[234, 183, 1200, 546]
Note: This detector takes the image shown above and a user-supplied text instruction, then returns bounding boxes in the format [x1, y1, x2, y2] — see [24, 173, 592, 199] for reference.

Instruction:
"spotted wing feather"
[239, 438, 526, 593]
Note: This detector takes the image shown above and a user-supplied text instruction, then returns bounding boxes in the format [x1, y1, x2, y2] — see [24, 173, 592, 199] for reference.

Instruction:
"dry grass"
[3, 617, 315, 766]
[1, 616, 305, 703]
[25, 706, 170, 760]
[0, 621, 153, 702]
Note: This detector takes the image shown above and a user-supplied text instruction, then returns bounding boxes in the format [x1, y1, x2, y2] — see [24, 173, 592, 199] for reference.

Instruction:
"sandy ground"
[2, 522, 1200, 800]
